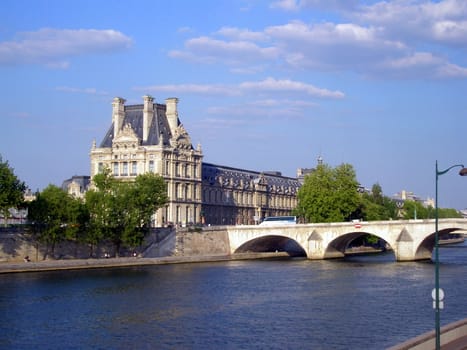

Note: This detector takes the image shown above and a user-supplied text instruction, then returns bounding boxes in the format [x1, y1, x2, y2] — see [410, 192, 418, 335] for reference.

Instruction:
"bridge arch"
[324, 231, 393, 259]
[235, 235, 307, 257]
[226, 219, 467, 262]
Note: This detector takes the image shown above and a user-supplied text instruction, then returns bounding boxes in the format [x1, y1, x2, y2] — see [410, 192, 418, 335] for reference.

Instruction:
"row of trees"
[1, 155, 462, 257]
[28, 169, 168, 257]
[293, 163, 462, 223]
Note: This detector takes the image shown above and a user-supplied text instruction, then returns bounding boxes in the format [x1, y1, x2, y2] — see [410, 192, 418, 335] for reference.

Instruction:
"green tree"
[294, 163, 360, 223]
[85, 169, 168, 255]
[28, 185, 86, 258]
[85, 168, 120, 256]
[0, 155, 26, 225]
[437, 207, 462, 219]
[122, 173, 168, 248]
[370, 183, 384, 205]
[359, 184, 399, 221]
[401, 200, 428, 219]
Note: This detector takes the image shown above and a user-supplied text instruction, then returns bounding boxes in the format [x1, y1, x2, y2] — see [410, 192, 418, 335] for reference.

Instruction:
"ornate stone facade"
[90, 96, 301, 226]
[201, 164, 299, 225]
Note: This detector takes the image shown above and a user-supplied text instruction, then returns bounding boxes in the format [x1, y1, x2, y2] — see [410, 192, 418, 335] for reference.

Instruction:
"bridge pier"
[306, 230, 346, 259]
[306, 231, 325, 259]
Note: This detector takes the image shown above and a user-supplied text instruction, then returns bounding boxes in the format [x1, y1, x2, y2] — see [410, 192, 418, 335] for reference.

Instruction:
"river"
[1, 241, 466, 349]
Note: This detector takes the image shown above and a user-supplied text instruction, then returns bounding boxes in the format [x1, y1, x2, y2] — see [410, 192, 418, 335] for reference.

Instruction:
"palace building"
[89, 96, 301, 227]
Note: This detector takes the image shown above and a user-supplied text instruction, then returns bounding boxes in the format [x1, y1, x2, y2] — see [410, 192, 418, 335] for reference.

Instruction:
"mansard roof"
[202, 162, 301, 193]
[61, 175, 91, 193]
[99, 103, 176, 148]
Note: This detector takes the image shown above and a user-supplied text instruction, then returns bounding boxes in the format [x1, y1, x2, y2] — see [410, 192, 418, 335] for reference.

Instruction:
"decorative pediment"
[170, 124, 193, 150]
[113, 123, 139, 148]
[119, 123, 138, 139]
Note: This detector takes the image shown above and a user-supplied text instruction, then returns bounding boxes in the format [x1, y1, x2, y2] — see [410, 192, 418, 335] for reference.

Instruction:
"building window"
[122, 162, 128, 176]
[113, 162, 119, 176]
[131, 162, 137, 175]
[98, 162, 103, 173]
[149, 160, 154, 173]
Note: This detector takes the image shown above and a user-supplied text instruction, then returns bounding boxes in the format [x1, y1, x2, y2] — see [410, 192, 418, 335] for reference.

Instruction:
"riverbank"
[0, 252, 291, 274]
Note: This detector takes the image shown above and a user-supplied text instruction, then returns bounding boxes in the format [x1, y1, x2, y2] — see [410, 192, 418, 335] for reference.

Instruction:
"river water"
[1, 241, 466, 350]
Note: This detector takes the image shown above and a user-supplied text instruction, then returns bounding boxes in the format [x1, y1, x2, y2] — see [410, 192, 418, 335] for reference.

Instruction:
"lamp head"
[459, 167, 467, 176]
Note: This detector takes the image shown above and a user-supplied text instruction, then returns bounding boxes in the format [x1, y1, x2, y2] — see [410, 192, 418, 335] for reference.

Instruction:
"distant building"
[392, 190, 434, 208]
[62, 175, 91, 199]
[296, 167, 315, 184]
[202, 163, 299, 225]
[89, 96, 301, 226]
[0, 189, 35, 225]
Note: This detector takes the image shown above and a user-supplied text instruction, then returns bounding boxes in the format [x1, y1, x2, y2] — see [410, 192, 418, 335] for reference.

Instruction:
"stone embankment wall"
[0, 227, 174, 262]
[174, 226, 230, 256]
[0, 226, 231, 262]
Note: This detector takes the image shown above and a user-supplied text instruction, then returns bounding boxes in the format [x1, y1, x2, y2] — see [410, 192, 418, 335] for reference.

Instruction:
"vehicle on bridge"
[259, 216, 297, 226]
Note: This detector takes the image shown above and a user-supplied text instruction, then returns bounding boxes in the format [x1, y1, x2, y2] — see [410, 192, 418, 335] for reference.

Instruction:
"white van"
[259, 216, 297, 226]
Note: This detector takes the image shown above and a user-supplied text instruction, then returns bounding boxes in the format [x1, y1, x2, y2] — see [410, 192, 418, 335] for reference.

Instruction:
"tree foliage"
[28, 185, 88, 257]
[359, 183, 398, 221]
[85, 169, 168, 254]
[0, 155, 26, 224]
[294, 163, 360, 223]
[401, 200, 461, 219]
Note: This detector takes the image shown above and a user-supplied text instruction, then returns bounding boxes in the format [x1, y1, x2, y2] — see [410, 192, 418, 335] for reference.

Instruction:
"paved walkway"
[443, 335, 467, 350]
[0, 252, 290, 274]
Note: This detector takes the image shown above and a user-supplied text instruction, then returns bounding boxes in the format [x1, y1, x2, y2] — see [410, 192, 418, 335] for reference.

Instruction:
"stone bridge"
[224, 218, 467, 261]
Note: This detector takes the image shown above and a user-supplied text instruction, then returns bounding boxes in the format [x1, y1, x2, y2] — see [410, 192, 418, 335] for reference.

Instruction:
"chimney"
[143, 95, 154, 142]
[112, 97, 126, 137]
[165, 97, 179, 133]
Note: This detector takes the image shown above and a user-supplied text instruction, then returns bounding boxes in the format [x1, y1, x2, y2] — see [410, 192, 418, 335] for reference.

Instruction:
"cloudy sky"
[1, 0, 467, 209]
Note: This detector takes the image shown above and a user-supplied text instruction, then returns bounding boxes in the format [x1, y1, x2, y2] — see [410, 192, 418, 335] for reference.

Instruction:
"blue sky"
[1, 0, 467, 209]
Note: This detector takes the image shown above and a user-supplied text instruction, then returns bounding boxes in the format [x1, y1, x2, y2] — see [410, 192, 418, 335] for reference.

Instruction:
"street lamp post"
[434, 161, 467, 349]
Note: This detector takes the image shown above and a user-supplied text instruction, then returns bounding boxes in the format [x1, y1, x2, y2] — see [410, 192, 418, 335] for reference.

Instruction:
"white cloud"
[177, 26, 194, 34]
[168, 1, 467, 80]
[134, 78, 344, 99]
[239, 78, 344, 98]
[216, 27, 268, 41]
[270, 0, 300, 12]
[201, 98, 318, 127]
[169, 36, 278, 66]
[55, 86, 108, 95]
[133, 83, 238, 96]
[265, 21, 408, 72]
[0, 28, 132, 67]
[270, 0, 359, 12]
[435, 62, 467, 78]
[355, 0, 467, 47]
[250, 98, 317, 108]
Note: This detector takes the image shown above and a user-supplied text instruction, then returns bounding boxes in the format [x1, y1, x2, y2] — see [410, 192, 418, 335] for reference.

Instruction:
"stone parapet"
[386, 318, 467, 350]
